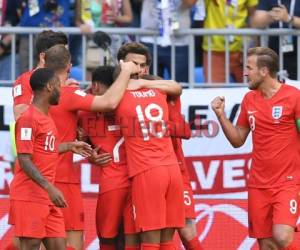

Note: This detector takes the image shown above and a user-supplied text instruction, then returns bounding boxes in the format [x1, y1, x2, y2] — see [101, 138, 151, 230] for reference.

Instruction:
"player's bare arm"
[211, 96, 250, 148]
[128, 78, 182, 97]
[58, 141, 92, 157]
[13, 104, 29, 121]
[91, 60, 139, 112]
[18, 153, 67, 207]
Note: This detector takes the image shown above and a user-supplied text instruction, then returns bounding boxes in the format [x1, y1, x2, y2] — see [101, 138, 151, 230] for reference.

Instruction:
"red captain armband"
[168, 120, 191, 139]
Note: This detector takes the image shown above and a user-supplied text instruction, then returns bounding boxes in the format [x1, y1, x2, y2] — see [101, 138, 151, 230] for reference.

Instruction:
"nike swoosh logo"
[247, 111, 257, 114]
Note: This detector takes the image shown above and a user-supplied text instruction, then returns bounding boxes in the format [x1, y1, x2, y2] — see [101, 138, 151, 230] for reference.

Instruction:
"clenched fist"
[211, 96, 225, 118]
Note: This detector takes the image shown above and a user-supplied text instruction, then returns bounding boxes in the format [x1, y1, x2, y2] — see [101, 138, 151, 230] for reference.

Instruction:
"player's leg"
[55, 183, 84, 250]
[42, 237, 66, 250]
[8, 201, 50, 250]
[162, 165, 185, 250]
[125, 234, 140, 250]
[271, 185, 300, 250]
[66, 231, 83, 250]
[178, 219, 203, 250]
[248, 187, 274, 249]
[97, 188, 131, 250]
[178, 171, 203, 250]
[124, 191, 140, 250]
[131, 168, 171, 250]
[160, 228, 176, 250]
[273, 225, 296, 250]
[140, 230, 161, 250]
[257, 238, 278, 250]
[19, 238, 42, 250]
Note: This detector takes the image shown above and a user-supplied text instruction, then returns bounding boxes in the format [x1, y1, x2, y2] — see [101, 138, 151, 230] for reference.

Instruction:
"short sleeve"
[237, 98, 249, 128]
[64, 87, 95, 111]
[15, 114, 36, 154]
[13, 74, 33, 106]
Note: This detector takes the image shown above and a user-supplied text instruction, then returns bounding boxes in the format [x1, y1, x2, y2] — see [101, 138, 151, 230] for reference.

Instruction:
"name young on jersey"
[130, 89, 156, 98]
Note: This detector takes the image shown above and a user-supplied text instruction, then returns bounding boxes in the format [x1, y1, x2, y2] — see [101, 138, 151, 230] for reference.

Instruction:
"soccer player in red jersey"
[168, 98, 203, 250]
[78, 66, 138, 250]
[9, 68, 91, 250]
[13, 30, 68, 120]
[115, 43, 185, 250]
[118, 42, 203, 250]
[211, 47, 300, 250]
[43, 44, 139, 250]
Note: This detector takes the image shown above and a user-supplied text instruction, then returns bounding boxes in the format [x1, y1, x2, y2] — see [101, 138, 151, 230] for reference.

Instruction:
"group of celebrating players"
[7, 30, 203, 250]
[7, 29, 300, 250]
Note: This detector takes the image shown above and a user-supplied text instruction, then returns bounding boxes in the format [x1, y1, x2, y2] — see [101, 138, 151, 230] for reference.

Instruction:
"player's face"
[49, 77, 61, 105]
[124, 53, 149, 78]
[244, 55, 264, 90]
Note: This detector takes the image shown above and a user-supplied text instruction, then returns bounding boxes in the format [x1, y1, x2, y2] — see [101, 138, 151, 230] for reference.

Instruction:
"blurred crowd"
[0, 0, 299, 83]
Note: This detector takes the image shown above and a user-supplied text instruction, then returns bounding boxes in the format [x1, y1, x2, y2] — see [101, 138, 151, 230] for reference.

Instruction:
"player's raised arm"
[128, 77, 182, 97]
[211, 96, 250, 148]
[91, 60, 139, 112]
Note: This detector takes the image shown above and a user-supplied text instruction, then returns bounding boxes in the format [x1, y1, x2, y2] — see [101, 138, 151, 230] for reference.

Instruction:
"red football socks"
[160, 241, 176, 250]
[183, 237, 203, 250]
[65, 247, 76, 250]
[141, 243, 160, 250]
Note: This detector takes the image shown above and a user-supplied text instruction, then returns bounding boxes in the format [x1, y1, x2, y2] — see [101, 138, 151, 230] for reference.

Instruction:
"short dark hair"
[92, 66, 115, 88]
[247, 47, 279, 78]
[117, 42, 152, 66]
[30, 68, 56, 92]
[35, 30, 68, 57]
[45, 44, 71, 73]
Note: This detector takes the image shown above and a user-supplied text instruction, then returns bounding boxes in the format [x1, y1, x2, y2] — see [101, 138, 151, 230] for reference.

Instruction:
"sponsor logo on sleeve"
[20, 128, 32, 141]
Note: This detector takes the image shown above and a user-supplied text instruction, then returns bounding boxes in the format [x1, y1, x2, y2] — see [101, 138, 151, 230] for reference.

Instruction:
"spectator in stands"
[18, 0, 71, 73]
[140, 0, 196, 83]
[250, 0, 300, 80]
[203, 0, 258, 83]
[129, 0, 142, 28]
[0, 0, 21, 81]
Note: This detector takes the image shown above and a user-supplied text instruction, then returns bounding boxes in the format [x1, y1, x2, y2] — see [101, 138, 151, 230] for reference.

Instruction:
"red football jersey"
[115, 88, 178, 177]
[10, 105, 59, 204]
[168, 97, 191, 172]
[13, 70, 34, 106]
[237, 84, 300, 187]
[49, 86, 94, 183]
[78, 111, 130, 194]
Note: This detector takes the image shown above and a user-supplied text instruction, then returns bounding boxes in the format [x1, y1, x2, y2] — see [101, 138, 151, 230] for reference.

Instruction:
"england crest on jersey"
[272, 106, 283, 119]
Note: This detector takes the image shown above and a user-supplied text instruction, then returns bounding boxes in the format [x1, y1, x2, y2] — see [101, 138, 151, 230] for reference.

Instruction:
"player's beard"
[49, 88, 60, 105]
[248, 78, 263, 90]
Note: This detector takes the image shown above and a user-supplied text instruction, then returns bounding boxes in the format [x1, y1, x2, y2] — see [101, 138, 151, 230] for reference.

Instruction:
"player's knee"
[140, 230, 161, 243]
[273, 232, 293, 248]
[66, 230, 84, 250]
[257, 238, 277, 250]
[178, 219, 197, 242]
[125, 234, 140, 246]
